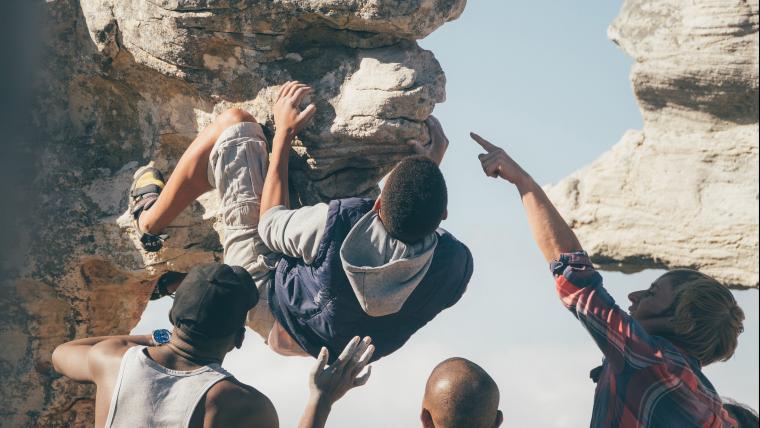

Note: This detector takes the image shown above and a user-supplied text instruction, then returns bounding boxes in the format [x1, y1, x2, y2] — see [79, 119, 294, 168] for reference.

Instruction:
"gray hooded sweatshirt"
[259, 204, 437, 317]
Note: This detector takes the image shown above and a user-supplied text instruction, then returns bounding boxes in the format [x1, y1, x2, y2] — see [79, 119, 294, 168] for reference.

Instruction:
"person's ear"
[494, 410, 504, 428]
[420, 408, 435, 428]
[373, 197, 381, 213]
[234, 327, 245, 349]
[441, 208, 448, 221]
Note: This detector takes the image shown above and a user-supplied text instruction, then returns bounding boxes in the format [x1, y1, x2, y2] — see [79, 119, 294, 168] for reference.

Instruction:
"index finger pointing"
[470, 132, 499, 153]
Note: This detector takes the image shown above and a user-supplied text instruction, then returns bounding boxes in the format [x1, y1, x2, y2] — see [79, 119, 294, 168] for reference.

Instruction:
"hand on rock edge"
[408, 115, 449, 165]
[274, 81, 317, 140]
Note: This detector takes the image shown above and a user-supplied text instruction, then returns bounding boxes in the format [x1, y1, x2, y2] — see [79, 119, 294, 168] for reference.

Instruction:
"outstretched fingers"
[349, 339, 374, 386]
[286, 82, 307, 98]
[278, 81, 296, 99]
[311, 347, 329, 377]
[293, 85, 312, 102]
[353, 365, 372, 387]
[333, 336, 361, 372]
[297, 104, 317, 127]
[470, 132, 499, 153]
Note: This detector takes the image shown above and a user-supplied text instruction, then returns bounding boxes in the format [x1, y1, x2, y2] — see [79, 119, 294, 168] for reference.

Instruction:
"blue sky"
[135, 2, 759, 426]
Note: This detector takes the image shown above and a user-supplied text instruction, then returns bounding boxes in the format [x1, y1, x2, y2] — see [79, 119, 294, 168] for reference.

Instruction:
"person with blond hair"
[470, 132, 745, 427]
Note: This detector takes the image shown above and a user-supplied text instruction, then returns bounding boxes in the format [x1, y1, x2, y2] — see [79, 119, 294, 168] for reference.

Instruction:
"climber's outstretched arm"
[260, 81, 317, 219]
[469, 132, 582, 262]
[52, 335, 152, 382]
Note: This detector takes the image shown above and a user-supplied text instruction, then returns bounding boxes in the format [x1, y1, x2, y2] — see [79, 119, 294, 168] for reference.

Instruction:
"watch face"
[153, 329, 171, 345]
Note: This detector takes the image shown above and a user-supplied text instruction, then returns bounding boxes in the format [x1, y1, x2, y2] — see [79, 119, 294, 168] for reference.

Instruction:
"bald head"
[421, 358, 502, 428]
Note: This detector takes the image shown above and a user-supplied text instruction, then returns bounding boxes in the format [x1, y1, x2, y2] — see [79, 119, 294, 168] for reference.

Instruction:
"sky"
[134, 2, 759, 426]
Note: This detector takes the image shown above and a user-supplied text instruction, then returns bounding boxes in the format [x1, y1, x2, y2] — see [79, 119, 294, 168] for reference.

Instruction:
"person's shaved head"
[421, 358, 502, 428]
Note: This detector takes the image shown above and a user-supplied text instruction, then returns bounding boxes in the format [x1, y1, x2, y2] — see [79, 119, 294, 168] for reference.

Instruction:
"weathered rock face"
[546, 0, 759, 288]
[0, 1, 463, 426]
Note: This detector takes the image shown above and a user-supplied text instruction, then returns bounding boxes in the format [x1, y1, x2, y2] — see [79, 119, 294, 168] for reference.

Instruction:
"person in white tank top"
[52, 263, 276, 428]
[52, 262, 376, 428]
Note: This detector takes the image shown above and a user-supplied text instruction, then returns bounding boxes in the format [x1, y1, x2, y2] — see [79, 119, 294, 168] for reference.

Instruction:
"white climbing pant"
[207, 122, 278, 342]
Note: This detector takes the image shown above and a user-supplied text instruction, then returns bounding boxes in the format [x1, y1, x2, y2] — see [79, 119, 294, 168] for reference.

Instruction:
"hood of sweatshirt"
[339, 210, 438, 317]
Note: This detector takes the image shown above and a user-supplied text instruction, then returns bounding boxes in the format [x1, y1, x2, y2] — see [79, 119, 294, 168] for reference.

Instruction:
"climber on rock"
[128, 80, 472, 362]
[469, 132, 746, 427]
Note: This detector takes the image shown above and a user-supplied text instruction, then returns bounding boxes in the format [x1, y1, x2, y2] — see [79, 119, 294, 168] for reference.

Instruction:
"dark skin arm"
[52, 334, 153, 382]
[260, 81, 317, 218]
[298, 337, 374, 428]
[470, 132, 582, 261]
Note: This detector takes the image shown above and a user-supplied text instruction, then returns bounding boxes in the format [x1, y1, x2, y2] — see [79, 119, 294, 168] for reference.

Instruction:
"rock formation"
[546, 0, 759, 288]
[0, 1, 464, 426]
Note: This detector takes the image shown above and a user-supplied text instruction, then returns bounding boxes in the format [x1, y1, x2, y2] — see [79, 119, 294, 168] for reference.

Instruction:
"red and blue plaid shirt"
[552, 252, 737, 428]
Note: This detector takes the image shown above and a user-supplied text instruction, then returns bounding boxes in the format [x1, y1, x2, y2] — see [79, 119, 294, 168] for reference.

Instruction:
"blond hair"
[665, 270, 745, 365]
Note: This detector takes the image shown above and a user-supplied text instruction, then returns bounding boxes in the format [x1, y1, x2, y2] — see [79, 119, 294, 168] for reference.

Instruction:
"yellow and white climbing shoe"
[129, 162, 168, 252]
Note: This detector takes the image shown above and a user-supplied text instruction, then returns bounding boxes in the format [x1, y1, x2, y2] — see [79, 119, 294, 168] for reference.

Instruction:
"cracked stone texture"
[0, 0, 464, 426]
[545, 0, 759, 288]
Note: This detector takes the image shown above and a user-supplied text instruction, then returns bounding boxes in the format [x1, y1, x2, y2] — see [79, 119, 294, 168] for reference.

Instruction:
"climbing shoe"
[129, 162, 168, 252]
[150, 270, 187, 300]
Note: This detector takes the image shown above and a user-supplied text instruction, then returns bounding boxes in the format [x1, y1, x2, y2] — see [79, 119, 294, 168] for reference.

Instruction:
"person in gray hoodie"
[129, 81, 473, 362]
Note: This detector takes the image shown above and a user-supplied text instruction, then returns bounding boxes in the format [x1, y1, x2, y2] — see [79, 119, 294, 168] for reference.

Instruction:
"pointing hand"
[470, 132, 530, 185]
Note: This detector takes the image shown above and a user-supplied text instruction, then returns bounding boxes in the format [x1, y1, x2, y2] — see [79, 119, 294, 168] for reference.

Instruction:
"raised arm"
[260, 81, 317, 218]
[470, 132, 582, 261]
[52, 334, 152, 382]
[298, 337, 374, 428]
[471, 133, 664, 369]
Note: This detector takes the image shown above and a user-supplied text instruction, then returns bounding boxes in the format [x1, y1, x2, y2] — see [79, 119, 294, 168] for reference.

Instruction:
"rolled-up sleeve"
[551, 252, 663, 371]
[258, 204, 329, 264]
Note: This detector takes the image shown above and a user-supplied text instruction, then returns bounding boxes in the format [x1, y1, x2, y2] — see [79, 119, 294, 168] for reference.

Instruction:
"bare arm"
[52, 334, 152, 382]
[260, 81, 317, 218]
[470, 133, 582, 261]
[298, 337, 374, 428]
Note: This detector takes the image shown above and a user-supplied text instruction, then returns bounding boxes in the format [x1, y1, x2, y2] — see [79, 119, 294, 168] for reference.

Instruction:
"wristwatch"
[151, 329, 172, 346]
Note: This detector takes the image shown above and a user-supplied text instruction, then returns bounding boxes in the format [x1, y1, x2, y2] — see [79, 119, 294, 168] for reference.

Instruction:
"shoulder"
[88, 339, 136, 383]
[433, 229, 473, 265]
[204, 377, 278, 428]
[331, 197, 374, 214]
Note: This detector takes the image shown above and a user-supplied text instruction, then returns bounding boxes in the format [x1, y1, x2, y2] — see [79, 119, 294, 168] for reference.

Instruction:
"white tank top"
[105, 346, 232, 428]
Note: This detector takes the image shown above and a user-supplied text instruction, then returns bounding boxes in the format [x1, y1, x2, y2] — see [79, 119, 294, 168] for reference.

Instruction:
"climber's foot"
[130, 162, 168, 252]
[150, 270, 186, 300]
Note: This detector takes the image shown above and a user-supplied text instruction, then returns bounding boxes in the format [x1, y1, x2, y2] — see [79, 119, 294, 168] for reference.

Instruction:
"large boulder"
[546, 0, 759, 288]
[0, 0, 464, 426]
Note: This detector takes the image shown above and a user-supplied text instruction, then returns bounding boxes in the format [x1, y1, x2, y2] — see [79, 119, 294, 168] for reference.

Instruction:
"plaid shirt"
[552, 252, 737, 428]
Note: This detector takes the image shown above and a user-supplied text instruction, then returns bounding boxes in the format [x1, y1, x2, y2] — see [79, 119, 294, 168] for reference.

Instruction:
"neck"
[166, 336, 224, 366]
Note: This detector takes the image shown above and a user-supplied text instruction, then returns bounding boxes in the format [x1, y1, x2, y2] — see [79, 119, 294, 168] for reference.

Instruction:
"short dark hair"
[380, 156, 447, 243]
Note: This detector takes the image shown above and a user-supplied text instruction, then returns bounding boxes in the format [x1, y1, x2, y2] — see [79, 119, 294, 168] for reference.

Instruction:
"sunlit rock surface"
[546, 0, 759, 288]
[0, 0, 464, 426]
